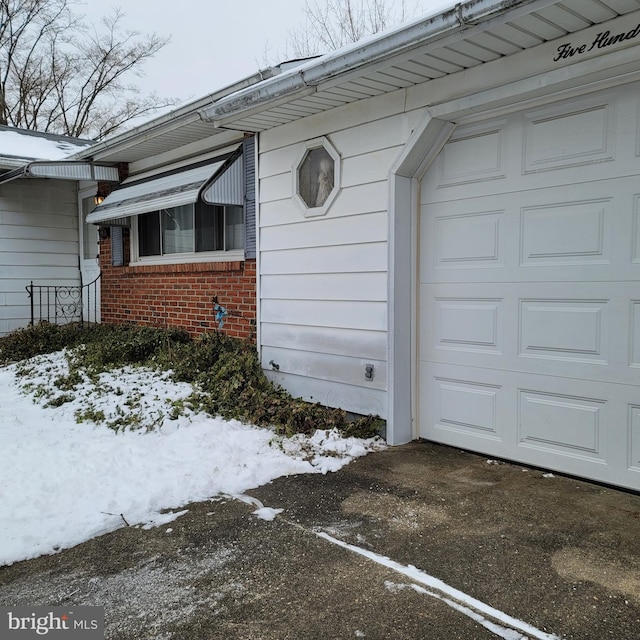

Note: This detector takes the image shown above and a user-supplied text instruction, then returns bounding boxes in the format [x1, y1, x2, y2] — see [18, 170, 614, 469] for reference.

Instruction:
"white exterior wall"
[259, 7, 640, 433]
[259, 91, 426, 419]
[0, 179, 80, 336]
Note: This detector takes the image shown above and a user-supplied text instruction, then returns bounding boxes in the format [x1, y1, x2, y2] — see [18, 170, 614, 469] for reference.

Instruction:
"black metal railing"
[26, 273, 101, 327]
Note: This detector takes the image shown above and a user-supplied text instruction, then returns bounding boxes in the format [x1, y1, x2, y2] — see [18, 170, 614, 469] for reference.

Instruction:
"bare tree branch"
[286, 0, 420, 58]
[0, 1, 178, 139]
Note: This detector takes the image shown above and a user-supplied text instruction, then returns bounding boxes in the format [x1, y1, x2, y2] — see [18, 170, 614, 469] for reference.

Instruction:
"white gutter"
[200, 0, 552, 122]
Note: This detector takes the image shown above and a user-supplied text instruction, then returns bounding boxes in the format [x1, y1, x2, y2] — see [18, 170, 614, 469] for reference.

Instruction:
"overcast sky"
[79, 0, 454, 107]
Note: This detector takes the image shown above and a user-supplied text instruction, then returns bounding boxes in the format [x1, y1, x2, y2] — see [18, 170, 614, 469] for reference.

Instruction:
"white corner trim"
[387, 115, 456, 444]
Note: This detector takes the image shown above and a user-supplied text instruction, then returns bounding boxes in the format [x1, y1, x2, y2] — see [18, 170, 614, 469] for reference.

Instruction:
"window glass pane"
[225, 205, 244, 250]
[139, 212, 161, 256]
[298, 147, 334, 208]
[162, 204, 194, 254]
[195, 202, 223, 252]
[137, 202, 243, 258]
[82, 197, 99, 260]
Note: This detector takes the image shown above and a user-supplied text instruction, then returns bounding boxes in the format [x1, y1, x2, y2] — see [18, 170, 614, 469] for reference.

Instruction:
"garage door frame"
[386, 51, 640, 473]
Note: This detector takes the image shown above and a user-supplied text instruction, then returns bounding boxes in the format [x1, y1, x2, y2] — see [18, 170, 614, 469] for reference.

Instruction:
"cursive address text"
[554, 23, 640, 62]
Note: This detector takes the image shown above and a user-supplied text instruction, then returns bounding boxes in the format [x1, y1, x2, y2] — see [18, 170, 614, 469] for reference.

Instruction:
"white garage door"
[419, 83, 640, 490]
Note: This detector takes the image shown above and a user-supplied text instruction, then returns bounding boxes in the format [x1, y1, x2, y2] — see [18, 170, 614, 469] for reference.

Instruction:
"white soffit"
[203, 0, 640, 131]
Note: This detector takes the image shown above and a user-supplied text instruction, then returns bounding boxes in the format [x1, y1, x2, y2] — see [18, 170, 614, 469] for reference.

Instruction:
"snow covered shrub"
[1, 324, 385, 438]
[0, 322, 87, 364]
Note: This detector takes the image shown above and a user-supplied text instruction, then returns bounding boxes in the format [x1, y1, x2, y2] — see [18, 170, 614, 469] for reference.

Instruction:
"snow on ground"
[0, 351, 385, 567]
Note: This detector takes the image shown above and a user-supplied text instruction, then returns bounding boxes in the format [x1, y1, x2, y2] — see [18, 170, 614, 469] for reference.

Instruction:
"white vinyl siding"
[0, 180, 80, 336]
[259, 100, 415, 418]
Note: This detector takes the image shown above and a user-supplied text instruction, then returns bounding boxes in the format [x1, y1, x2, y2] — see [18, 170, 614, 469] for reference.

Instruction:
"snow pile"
[0, 352, 385, 566]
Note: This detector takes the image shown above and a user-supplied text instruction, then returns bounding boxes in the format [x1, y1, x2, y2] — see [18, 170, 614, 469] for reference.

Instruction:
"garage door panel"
[422, 180, 638, 283]
[436, 120, 508, 188]
[422, 152, 640, 203]
[430, 295, 503, 355]
[519, 298, 608, 365]
[421, 364, 506, 446]
[421, 363, 638, 487]
[422, 284, 636, 385]
[430, 375, 502, 441]
[421, 200, 511, 278]
[522, 95, 615, 174]
[423, 88, 640, 205]
[517, 389, 607, 463]
[520, 198, 611, 267]
[433, 209, 504, 269]
[526, 381, 637, 487]
[419, 84, 640, 489]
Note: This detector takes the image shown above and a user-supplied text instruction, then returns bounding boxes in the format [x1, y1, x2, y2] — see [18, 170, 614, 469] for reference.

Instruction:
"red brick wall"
[99, 229, 256, 340]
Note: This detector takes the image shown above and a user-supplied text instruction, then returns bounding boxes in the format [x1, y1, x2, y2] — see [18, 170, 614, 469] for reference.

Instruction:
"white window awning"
[0, 161, 119, 185]
[86, 146, 242, 224]
[201, 152, 244, 206]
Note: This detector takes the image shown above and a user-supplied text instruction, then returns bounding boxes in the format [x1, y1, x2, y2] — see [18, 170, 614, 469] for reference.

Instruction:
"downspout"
[253, 134, 262, 358]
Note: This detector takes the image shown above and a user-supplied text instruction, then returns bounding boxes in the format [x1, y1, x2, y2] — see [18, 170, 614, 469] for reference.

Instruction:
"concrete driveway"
[1, 441, 639, 639]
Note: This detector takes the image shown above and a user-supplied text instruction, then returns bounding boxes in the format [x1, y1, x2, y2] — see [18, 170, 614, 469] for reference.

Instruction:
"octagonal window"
[299, 147, 334, 207]
[293, 138, 340, 217]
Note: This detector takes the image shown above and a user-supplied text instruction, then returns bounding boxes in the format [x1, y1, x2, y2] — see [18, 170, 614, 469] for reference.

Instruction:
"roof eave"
[199, 0, 542, 124]
[71, 67, 283, 162]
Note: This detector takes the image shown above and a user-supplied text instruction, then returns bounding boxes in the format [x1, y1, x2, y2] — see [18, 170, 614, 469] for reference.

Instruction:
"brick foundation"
[99, 229, 256, 340]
